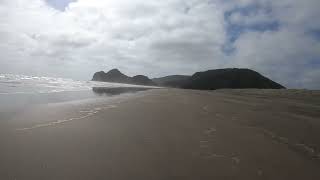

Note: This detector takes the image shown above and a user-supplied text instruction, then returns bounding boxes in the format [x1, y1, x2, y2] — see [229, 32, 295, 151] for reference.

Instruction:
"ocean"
[0, 74, 153, 110]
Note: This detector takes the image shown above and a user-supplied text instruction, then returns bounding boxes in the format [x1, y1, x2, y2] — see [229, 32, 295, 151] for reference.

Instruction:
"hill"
[152, 75, 190, 87]
[92, 69, 156, 86]
[93, 68, 285, 89]
[183, 68, 285, 90]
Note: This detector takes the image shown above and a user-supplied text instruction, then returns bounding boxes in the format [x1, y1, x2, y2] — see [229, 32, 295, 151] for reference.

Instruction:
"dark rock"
[92, 69, 156, 86]
[132, 75, 156, 86]
[183, 68, 285, 90]
[92, 68, 285, 90]
[152, 75, 190, 87]
[92, 69, 130, 83]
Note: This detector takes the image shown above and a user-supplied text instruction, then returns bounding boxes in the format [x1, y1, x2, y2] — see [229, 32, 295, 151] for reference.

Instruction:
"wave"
[0, 74, 152, 95]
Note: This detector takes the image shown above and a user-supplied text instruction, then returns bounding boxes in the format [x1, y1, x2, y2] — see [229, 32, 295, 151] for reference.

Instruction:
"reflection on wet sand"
[92, 87, 154, 96]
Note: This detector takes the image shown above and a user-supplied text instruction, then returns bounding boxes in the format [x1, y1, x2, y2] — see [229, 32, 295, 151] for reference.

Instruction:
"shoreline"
[2, 88, 153, 131]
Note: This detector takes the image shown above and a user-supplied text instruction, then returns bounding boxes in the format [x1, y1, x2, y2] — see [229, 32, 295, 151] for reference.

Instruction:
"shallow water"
[0, 73, 155, 110]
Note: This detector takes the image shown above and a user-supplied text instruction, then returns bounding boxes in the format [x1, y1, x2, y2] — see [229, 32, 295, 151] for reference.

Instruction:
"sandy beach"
[1, 88, 320, 179]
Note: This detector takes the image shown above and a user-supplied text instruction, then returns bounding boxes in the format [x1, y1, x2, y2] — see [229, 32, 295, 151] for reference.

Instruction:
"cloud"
[223, 0, 320, 88]
[46, 0, 77, 11]
[0, 0, 319, 89]
[231, 29, 320, 87]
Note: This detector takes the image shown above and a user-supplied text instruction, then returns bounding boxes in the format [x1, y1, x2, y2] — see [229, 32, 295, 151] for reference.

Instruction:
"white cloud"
[231, 28, 320, 87]
[0, 0, 319, 89]
[224, 0, 320, 89]
[228, 8, 275, 26]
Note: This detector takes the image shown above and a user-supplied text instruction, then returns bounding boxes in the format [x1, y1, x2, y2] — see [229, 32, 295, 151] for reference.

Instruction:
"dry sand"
[1, 89, 320, 179]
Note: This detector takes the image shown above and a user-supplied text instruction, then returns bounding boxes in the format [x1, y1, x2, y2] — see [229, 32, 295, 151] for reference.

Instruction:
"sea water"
[0, 74, 152, 110]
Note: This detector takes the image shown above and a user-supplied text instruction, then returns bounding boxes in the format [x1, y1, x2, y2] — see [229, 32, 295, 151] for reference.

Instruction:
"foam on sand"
[16, 105, 117, 131]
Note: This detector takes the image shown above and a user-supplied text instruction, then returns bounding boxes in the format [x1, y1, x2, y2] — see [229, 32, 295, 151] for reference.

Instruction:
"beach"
[1, 88, 320, 179]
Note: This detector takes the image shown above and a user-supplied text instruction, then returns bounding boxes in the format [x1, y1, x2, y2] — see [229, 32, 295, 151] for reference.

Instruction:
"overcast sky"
[0, 0, 319, 89]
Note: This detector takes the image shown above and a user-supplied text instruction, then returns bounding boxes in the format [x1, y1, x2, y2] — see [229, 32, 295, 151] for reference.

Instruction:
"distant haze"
[0, 0, 319, 89]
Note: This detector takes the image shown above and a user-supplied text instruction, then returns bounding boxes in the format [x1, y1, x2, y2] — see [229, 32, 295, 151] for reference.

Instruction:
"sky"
[0, 0, 319, 89]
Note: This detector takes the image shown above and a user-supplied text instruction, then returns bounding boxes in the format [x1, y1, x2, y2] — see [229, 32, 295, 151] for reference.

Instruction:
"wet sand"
[1, 89, 320, 179]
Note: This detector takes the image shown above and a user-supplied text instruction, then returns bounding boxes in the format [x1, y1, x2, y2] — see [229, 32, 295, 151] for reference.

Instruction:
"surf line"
[15, 105, 117, 131]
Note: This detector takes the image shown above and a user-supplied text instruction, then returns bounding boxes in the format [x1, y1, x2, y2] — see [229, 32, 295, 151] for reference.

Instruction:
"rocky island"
[93, 68, 285, 89]
[92, 69, 156, 86]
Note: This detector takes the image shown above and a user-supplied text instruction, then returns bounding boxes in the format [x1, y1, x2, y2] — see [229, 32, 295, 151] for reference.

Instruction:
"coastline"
[1, 88, 320, 179]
